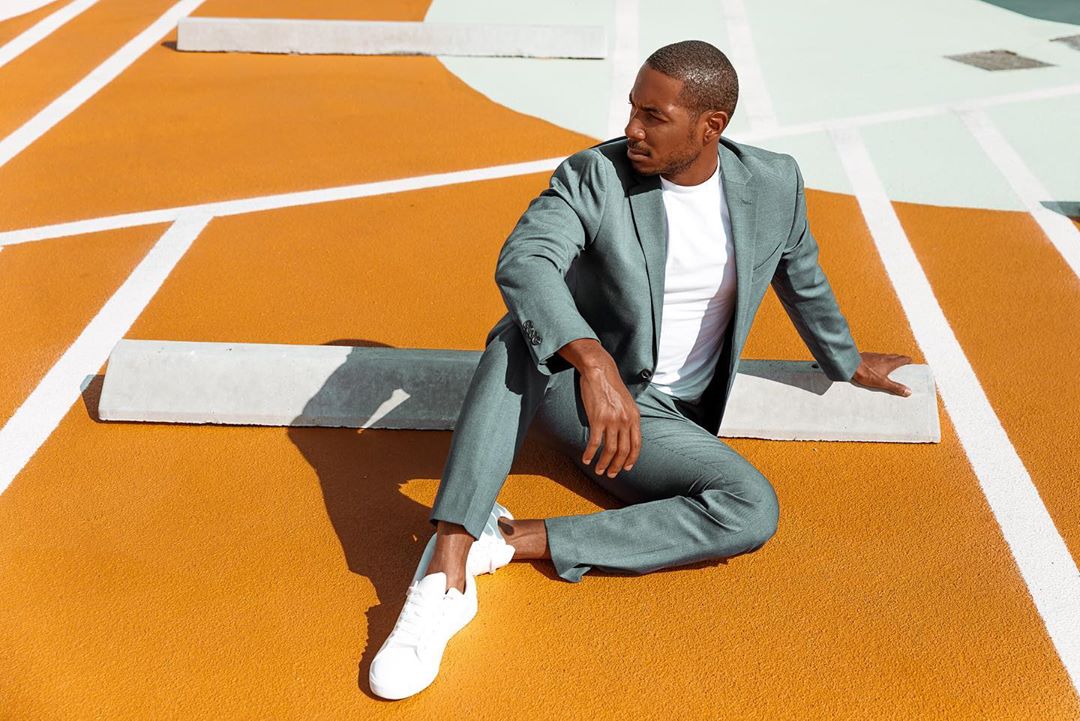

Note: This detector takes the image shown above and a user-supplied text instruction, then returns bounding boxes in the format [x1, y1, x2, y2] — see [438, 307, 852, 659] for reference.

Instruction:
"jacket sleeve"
[493, 149, 607, 376]
[770, 156, 863, 382]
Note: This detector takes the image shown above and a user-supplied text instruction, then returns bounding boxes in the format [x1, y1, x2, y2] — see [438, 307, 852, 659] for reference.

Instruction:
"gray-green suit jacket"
[485, 135, 862, 436]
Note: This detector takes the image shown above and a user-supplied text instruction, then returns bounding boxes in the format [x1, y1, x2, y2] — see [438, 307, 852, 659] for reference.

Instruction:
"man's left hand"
[850, 352, 914, 396]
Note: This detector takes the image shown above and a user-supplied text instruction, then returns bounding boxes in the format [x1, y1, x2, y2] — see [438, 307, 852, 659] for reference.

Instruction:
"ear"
[702, 110, 729, 142]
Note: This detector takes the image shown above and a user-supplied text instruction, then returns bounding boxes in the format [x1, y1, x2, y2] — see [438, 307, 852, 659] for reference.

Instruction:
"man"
[369, 40, 913, 700]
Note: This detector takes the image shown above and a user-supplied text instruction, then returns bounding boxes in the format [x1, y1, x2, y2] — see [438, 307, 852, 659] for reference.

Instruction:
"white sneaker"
[468, 501, 516, 576]
[412, 502, 516, 584]
[368, 571, 477, 700]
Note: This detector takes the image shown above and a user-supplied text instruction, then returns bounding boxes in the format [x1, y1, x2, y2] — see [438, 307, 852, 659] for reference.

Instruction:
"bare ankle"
[426, 555, 466, 579]
[424, 522, 473, 587]
[499, 518, 550, 560]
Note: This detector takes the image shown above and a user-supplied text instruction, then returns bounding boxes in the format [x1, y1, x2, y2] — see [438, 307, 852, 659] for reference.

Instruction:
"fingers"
[889, 354, 913, 369]
[577, 367, 641, 477]
[583, 420, 641, 476]
[604, 426, 632, 478]
[591, 431, 617, 474]
[886, 354, 913, 395]
[594, 424, 619, 475]
[582, 426, 603, 465]
[626, 417, 641, 470]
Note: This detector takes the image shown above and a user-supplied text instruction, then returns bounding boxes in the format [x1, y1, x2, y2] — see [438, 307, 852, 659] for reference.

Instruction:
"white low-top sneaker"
[413, 502, 516, 584]
[369, 571, 477, 700]
[467, 501, 516, 576]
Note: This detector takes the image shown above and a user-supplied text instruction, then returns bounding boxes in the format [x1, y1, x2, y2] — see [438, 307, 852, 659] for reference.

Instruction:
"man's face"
[625, 65, 710, 177]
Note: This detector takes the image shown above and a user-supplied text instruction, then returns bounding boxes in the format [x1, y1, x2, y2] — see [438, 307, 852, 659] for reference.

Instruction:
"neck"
[661, 142, 720, 186]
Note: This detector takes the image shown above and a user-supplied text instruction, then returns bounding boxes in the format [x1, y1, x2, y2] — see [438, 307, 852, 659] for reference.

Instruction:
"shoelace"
[388, 584, 448, 649]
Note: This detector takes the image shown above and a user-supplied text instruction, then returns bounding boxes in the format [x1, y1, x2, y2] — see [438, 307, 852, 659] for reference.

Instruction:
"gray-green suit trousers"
[428, 322, 780, 583]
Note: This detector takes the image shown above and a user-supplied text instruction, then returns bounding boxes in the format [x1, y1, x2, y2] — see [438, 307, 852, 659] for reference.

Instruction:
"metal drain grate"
[1041, 201, 1080, 221]
[1051, 35, 1080, 51]
[945, 49, 1053, 70]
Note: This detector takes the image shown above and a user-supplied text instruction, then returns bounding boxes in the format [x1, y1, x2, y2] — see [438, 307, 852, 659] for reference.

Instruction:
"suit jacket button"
[639, 369, 653, 380]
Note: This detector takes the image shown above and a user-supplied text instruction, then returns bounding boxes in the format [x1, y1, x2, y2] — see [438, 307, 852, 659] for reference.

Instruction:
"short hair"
[644, 40, 738, 119]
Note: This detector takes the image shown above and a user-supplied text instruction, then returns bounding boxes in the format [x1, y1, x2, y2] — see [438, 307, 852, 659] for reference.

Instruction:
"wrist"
[557, 338, 610, 373]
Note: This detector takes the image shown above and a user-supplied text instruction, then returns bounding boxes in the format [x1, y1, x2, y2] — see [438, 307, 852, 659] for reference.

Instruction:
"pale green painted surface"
[426, 0, 1078, 211]
[740, 0, 1080, 125]
[425, 0, 613, 141]
[987, 93, 1080, 204]
[860, 113, 1026, 211]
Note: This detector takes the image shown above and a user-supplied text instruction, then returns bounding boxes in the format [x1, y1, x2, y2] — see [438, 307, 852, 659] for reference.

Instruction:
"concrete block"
[718, 360, 939, 442]
[99, 339, 480, 430]
[175, 18, 607, 59]
[99, 340, 939, 443]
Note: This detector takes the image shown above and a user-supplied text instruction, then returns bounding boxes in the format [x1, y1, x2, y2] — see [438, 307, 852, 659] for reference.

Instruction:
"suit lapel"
[719, 140, 758, 387]
[627, 174, 666, 362]
[626, 140, 757, 370]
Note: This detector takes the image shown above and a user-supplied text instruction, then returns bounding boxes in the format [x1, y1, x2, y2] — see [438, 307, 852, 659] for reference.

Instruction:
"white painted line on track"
[956, 107, 1080, 281]
[734, 82, 1080, 144]
[0, 0, 204, 170]
[0, 0, 99, 70]
[829, 124, 1080, 695]
[0, 156, 565, 246]
[3, 83, 1080, 247]
[720, 0, 778, 134]
[0, 212, 211, 495]
[605, 0, 638, 138]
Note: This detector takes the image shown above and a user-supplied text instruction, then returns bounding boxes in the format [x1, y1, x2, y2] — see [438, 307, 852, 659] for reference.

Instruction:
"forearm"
[775, 156, 862, 382]
[771, 258, 862, 381]
[493, 149, 608, 376]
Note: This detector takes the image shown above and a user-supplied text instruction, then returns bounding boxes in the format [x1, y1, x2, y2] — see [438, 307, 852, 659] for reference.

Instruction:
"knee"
[747, 478, 780, 549]
[700, 470, 779, 550]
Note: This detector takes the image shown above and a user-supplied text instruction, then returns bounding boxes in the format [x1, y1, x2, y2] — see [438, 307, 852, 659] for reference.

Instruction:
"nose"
[625, 109, 646, 141]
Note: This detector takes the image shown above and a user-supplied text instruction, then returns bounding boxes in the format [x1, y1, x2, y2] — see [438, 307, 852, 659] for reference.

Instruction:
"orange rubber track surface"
[1, 1, 1078, 718]
[0, 1, 65, 45]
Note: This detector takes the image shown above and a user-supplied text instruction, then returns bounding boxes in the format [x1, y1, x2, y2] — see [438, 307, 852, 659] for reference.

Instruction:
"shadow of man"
[75, 333, 741, 701]
[285, 338, 647, 698]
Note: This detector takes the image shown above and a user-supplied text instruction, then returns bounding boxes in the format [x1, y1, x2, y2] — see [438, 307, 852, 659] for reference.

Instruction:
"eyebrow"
[628, 91, 667, 117]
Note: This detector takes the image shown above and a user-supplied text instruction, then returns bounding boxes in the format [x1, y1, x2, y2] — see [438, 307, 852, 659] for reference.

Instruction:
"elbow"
[494, 258, 519, 295]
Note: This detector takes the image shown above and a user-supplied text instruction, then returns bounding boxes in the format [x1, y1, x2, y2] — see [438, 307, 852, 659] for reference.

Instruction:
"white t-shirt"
[650, 162, 737, 402]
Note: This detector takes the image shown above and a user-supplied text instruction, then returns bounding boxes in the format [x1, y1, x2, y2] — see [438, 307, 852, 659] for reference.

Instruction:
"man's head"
[625, 40, 739, 181]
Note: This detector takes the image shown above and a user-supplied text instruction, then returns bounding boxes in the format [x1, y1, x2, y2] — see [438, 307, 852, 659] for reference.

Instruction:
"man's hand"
[850, 352, 914, 396]
[556, 338, 641, 478]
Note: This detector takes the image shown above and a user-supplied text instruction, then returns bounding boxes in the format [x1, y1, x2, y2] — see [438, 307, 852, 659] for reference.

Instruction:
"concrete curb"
[98, 339, 939, 442]
[720, 359, 939, 442]
[176, 18, 608, 59]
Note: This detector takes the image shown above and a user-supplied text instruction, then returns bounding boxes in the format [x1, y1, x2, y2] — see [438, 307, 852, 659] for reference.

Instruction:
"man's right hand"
[556, 339, 642, 479]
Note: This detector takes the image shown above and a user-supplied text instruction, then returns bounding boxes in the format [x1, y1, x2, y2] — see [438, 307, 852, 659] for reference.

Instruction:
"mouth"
[627, 145, 649, 159]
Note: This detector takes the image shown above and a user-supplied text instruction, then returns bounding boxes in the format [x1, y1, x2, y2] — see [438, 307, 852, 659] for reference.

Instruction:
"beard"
[656, 145, 701, 177]
[635, 130, 703, 177]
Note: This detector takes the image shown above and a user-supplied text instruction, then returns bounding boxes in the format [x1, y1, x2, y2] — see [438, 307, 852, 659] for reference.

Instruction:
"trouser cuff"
[428, 505, 487, 541]
[544, 516, 590, 583]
